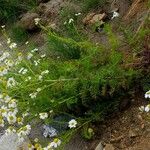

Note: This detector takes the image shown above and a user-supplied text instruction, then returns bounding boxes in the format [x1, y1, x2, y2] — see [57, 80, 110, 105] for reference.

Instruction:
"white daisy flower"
[49, 138, 61, 148]
[7, 38, 11, 44]
[29, 92, 37, 99]
[36, 88, 42, 92]
[0, 67, 8, 76]
[139, 106, 145, 112]
[75, 12, 81, 16]
[25, 41, 29, 45]
[17, 117, 23, 125]
[41, 54, 46, 58]
[145, 90, 150, 99]
[7, 77, 17, 88]
[1, 25, 5, 28]
[5, 127, 16, 135]
[41, 70, 49, 75]
[25, 76, 32, 82]
[7, 112, 17, 124]
[27, 53, 33, 60]
[28, 144, 34, 150]
[18, 124, 31, 137]
[31, 48, 38, 53]
[34, 60, 40, 66]
[8, 99, 17, 108]
[39, 112, 48, 120]
[34, 138, 39, 143]
[68, 18, 74, 24]
[64, 21, 67, 25]
[145, 105, 150, 112]
[4, 95, 11, 103]
[34, 18, 41, 25]
[0, 105, 8, 117]
[22, 112, 29, 118]
[0, 117, 4, 127]
[0, 93, 3, 99]
[68, 119, 77, 128]
[9, 43, 17, 49]
[111, 11, 120, 20]
[5, 59, 14, 67]
[38, 75, 43, 81]
[24, 124, 31, 135]
[9, 108, 18, 115]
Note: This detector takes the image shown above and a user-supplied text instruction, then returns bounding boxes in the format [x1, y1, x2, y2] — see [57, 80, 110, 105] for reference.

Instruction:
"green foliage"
[59, 5, 84, 41]
[0, 0, 20, 22]
[5, 29, 137, 122]
[47, 31, 82, 59]
[82, 125, 94, 140]
[140, 74, 150, 92]
[0, 0, 37, 23]
[9, 25, 29, 43]
[26, 26, 138, 120]
[82, 0, 107, 11]
[121, 19, 150, 53]
[59, 5, 77, 24]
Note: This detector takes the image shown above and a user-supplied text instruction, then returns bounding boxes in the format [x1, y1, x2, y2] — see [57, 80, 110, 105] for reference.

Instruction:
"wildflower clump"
[0, 21, 140, 149]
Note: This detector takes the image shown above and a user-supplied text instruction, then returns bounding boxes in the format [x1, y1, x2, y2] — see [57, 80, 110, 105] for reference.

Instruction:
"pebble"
[104, 144, 115, 150]
[95, 142, 104, 150]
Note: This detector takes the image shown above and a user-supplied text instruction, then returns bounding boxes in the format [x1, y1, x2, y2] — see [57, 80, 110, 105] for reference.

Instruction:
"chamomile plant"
[0, 25, 80, 149]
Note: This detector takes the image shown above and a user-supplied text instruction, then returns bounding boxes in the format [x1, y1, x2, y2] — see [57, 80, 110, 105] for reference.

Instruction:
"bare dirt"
[65, 93, 150, 150]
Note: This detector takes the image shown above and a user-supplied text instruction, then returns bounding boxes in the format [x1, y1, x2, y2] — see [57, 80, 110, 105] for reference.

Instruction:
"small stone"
[95, 142, 104, 150]
[83, 13, 106, 26]
[141, 123, 145, 129]
[19, 12, 40, 30]
[82, 13, 96, 25]
[89, 13, 106, 24]
[104, 144, 115, 150]
[37, 0, 64, 18]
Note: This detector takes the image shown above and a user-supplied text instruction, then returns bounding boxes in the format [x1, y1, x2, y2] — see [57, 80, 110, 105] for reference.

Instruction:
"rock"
[83, 13, 107, 26]
[37, 0, 64, 18]
[83, 13, 96, 25]
[104, 144, 115, 150]
[89, 13, 106, 24]
[0, 133, 30, 150]
[95, 142, 104, 150]
[19, 12, 40, 31]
